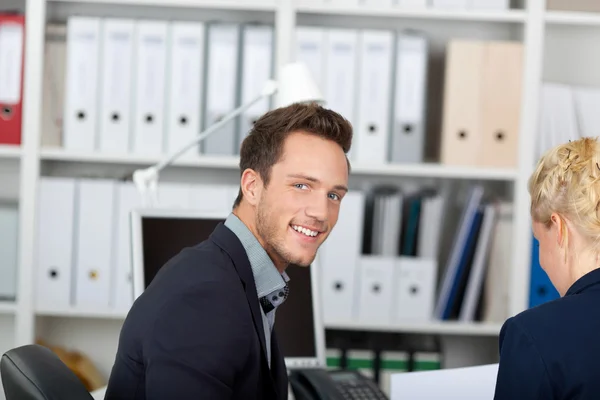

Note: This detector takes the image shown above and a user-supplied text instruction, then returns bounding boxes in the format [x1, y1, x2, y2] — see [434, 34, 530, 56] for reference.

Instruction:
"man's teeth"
[292, 225, 318, 237]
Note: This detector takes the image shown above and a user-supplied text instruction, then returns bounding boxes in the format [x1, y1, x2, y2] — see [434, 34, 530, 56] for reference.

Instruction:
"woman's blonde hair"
[528, 137, 600, 253]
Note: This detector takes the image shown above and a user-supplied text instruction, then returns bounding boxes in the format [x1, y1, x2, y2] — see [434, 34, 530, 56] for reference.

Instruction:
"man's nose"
[305, 192, 328, 223]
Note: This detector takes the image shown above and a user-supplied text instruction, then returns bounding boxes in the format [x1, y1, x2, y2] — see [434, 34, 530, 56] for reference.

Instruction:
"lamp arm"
[133, 79, 278, 207]
[156, 80, 277, 172]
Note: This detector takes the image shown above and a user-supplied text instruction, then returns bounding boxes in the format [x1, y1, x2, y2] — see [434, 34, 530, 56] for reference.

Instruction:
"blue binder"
[529, 234, 559, 308]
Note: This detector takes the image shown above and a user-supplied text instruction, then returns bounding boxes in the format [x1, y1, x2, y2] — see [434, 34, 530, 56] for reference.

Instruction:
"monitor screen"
[130, 208, 325, 369]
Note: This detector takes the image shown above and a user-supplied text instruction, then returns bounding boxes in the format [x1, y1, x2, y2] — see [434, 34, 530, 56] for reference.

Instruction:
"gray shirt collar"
[224, 213, 288, 298]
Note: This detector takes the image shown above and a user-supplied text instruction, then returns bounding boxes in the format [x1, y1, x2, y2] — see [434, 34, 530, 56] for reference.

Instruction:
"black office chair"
[1, 344, 94, 400]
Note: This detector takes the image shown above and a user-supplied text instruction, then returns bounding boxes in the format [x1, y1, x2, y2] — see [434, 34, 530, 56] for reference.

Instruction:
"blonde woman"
[494, 137, 600, 399]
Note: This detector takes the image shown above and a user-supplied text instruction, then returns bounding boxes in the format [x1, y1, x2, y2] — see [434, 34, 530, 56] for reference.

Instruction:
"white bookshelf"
[325, 320, 502, 337]
[0, 302, 17, 315]
[4, 0, 595, 394]
[39, 148, 518, 181]
[48, 0, 278, 10]
[295, 1, 526, 23]
[545, 10, 600, 26]
[0, 145, 22, 159]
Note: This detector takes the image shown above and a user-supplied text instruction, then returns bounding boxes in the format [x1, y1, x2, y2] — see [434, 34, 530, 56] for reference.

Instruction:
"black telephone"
[289, 368, 389, 400]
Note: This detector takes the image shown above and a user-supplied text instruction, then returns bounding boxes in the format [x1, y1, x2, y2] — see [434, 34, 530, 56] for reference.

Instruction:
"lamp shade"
[275, 62, 325, 108]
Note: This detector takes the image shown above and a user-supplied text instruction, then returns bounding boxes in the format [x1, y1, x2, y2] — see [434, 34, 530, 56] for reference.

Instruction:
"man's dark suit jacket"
[494, 268, 600, 399]
[104, 223, 288, 400]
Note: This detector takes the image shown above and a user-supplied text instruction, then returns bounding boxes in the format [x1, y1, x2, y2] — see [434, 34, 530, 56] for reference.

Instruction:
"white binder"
[166, 21, 205, 159]
[432, 0, 468, 7]
[396, 0, 428, 7]
[203, 23, 241, 156]
[74, 179, 116, 309]
[393, 257, 437, 322]
[112, 182, 141, 311]
[469, 0, 509, 9]
[391, 32, 428, 164]
[324, 28, 358, 133]
[157, 182, 192, 209]
[132, 20, 168, 156]
[35, 178, 76, 311]
[356, 255, 395, 324]
[0, 203, 18, 300]
[189, 184, 238, 216]
[360, 0, 393, 6]
[324, 0, 360, 5]
[294, 26, 326, 92]
[319, 191, 365, 323]
[98, 18, 135, 154]
[63, 16, 101, 151]
[354, 30, 394, 164]
[238, 24, 274, 149]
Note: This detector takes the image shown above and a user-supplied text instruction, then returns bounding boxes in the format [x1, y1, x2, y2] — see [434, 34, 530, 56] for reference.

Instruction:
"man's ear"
[240, 168, 262, 206]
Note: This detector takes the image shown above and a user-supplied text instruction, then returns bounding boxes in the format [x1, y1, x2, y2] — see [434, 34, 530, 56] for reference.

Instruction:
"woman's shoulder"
[500, 292, 598, 349]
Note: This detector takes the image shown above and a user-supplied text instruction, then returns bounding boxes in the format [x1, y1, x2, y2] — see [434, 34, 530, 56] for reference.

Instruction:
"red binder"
[0, 13, 25, 145]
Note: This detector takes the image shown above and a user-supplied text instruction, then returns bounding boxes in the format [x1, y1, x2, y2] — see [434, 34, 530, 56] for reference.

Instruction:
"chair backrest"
[1, 344, 94, 400]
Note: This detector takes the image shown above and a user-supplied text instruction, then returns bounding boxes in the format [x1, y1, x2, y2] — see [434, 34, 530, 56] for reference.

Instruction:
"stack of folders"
[318, 187, 445, 326]
[34, 177, 238, 315]
[295, 26, 429, 164]
[440, 39, 524, 169]
[536, 82, 600, 161]
[325, 347, 442, 396]
[51, 17, 274, 157]
[317, 0, 510, 11]
[0, 202, 18, 302]
[433, 185, 513, 323]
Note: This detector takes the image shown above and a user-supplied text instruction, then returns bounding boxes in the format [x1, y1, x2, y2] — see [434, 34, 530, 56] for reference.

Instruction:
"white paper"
[391, 363, 498, 400]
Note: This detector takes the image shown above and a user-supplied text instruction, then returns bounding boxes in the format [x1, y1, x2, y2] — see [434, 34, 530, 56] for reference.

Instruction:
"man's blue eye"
[329, 193, 340, 201]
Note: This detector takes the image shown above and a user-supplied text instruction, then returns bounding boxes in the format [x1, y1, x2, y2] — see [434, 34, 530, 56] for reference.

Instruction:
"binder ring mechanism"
[132, 62, 325, 208]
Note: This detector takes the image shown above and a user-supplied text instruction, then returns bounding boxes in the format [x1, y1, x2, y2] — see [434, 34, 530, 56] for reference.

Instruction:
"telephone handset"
[289, 368, 389, 400]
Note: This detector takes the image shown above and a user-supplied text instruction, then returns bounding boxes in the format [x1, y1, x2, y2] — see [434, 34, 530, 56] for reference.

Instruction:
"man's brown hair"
[233, 102, 353, 208]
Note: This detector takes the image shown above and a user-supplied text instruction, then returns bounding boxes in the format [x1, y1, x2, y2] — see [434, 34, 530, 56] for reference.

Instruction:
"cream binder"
[479, 41, 523, 168]
[440, 40, 485, 166]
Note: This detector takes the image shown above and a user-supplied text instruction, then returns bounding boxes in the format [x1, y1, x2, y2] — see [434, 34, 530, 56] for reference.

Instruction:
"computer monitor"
[129, 207, 326, 370]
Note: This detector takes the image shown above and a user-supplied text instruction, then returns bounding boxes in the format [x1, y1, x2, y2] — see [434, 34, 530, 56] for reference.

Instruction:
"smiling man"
[104, 102, 352, 400]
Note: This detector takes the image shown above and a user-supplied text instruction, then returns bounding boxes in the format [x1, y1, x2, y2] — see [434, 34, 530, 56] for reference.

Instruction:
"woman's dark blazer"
[494, 268, 600, 400]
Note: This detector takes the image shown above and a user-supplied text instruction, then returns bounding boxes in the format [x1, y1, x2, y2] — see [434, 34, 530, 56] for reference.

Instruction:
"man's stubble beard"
[256, 195, 315, 268]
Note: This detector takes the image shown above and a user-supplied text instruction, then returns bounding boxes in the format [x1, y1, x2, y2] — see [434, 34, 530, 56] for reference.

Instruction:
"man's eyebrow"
[287, 174, 348, 192]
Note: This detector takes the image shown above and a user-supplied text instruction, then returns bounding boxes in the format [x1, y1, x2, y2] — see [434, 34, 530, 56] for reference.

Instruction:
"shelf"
[34, 307, 502, 336]
[47, 0, 277, 11]
[0, 301, 17, 315]
[545, 10, 600, 26]
[295, 2, 526, 23]
[40, 148, 518, 181]
[0, 145, 21, 160]
[36, 307, 128, 320]
[324, 320, 503, 336]
[40, 148, 240, 169]
[349, 162, 518, 181]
